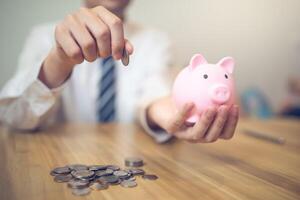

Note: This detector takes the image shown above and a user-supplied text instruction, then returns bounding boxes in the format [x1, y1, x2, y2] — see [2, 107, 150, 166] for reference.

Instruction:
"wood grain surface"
[0, 118, 299, 200]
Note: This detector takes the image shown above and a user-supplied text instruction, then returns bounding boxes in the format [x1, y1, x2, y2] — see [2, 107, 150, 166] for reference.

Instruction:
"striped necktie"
[97, 56, 116, 122]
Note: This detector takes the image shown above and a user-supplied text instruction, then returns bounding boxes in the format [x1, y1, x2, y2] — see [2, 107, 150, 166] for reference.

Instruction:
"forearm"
[38, 47, 75, 89]
[138, 99, 173, 144]
[0, 80, 62, 130]
[0, 47, 66, 130]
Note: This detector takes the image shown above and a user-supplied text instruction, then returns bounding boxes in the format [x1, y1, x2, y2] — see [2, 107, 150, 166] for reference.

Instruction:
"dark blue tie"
[97, 56, 116, 122]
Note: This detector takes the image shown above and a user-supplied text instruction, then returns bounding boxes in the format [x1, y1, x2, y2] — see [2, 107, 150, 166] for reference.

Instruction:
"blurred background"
[0, 0, 299, 118]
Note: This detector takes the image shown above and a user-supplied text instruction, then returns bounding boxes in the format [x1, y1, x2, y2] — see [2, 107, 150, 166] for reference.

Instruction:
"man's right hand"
[39, 6, 134, 88]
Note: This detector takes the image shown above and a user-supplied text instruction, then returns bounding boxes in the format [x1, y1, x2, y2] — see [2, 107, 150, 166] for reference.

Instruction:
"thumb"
[125, 39, 134, 55]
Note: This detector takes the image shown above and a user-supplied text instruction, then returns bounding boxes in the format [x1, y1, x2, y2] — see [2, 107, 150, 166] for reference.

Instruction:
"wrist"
[146, 101, 162, 130]
[48, 46, 75, 70]
[38, 47, 74, 88]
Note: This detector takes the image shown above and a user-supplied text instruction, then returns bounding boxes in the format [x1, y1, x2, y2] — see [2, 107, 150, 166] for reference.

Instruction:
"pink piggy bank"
[172, 54, 236, 123]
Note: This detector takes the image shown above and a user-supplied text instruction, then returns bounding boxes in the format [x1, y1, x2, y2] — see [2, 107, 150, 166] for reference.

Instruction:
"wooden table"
[0, 118, 299, 200]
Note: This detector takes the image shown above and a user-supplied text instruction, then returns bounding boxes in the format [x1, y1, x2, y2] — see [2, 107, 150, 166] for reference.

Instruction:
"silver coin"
[89, 165, 108, 171]
[120, 174, 132, 181]
[105, 168, 114, 174]
[123, 170, 133, 178]
[106, 165, 120, 171]
[120, 180, 137, 188]
[110, 179, 122, 185]
[90, 182, 109, 190]
[126, 176, 136, 181]
[52, 166, 71, 174]
[54, 174, 73, 183]
[50, 170, 58, 176]
[113, 170, 129, 178]
[121, 48, 129, 66]
[96, 169, 114, 177]
[96, 177, 109, 184]
[67, 179, 90, 189]
[103, 175, 119, 184]
[71, 170, 94, 179]
[95, 170, 107, 177]
[72, 188, 91, 196]
[128, 168, 145, 176]
[142, 174, 158, 180]
[67, 164, 88, 171]
[125, 157, 144, 167]
[79, 176, 96, 182]
[124, 169, 132, 174]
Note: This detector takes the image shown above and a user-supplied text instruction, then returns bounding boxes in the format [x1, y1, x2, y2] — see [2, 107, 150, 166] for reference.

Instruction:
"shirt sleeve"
[136, 29, 174, 143]
[0, 24, 65, 130]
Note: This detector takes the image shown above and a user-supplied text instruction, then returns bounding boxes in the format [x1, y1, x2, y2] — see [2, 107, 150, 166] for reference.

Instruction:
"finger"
[186, 138, 203, 143]
[187, 107, 217, 141]
[55, 24, 84, 64]
[204, 105, 229, 142]
[172, 127, 194, 140]
[67, 14, 97, 62]
[220, 105, 239, 140]
[94, 6, 125, 60]
[125, 39, 134, 55]
[77, 8, 111, 58]
[166, 103, 194, 134]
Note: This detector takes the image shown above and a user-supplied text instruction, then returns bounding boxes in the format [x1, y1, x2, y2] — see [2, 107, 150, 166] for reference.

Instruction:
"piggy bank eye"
[203, 74, 208, 79]
[225, 74, 228, 79]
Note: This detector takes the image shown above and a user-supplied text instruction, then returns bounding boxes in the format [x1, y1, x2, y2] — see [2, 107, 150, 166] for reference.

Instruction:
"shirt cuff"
[138, 99, 173, 143]
[33, 78, 66, 97]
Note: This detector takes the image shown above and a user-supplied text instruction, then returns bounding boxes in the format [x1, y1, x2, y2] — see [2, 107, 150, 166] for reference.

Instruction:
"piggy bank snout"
[209, 84, 231, 104]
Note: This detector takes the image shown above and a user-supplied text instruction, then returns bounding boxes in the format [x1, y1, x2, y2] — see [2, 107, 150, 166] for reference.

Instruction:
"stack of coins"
[49, 157, 158, 196]
[125, 157, 144, 167]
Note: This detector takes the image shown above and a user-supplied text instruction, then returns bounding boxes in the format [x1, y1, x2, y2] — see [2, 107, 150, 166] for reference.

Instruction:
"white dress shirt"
[0, 22, 173, 143]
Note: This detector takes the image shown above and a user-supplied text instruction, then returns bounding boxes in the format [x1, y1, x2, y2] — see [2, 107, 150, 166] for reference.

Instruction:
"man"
[0, 0, 239, 143]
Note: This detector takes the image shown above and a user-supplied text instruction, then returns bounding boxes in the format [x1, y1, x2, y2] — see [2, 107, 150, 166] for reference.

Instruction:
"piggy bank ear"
[217, 57, 235, 74]
[189, 54, 208, 69]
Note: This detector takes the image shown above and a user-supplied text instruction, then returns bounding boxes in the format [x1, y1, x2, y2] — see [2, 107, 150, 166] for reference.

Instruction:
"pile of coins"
[50, 157, 158, 196]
